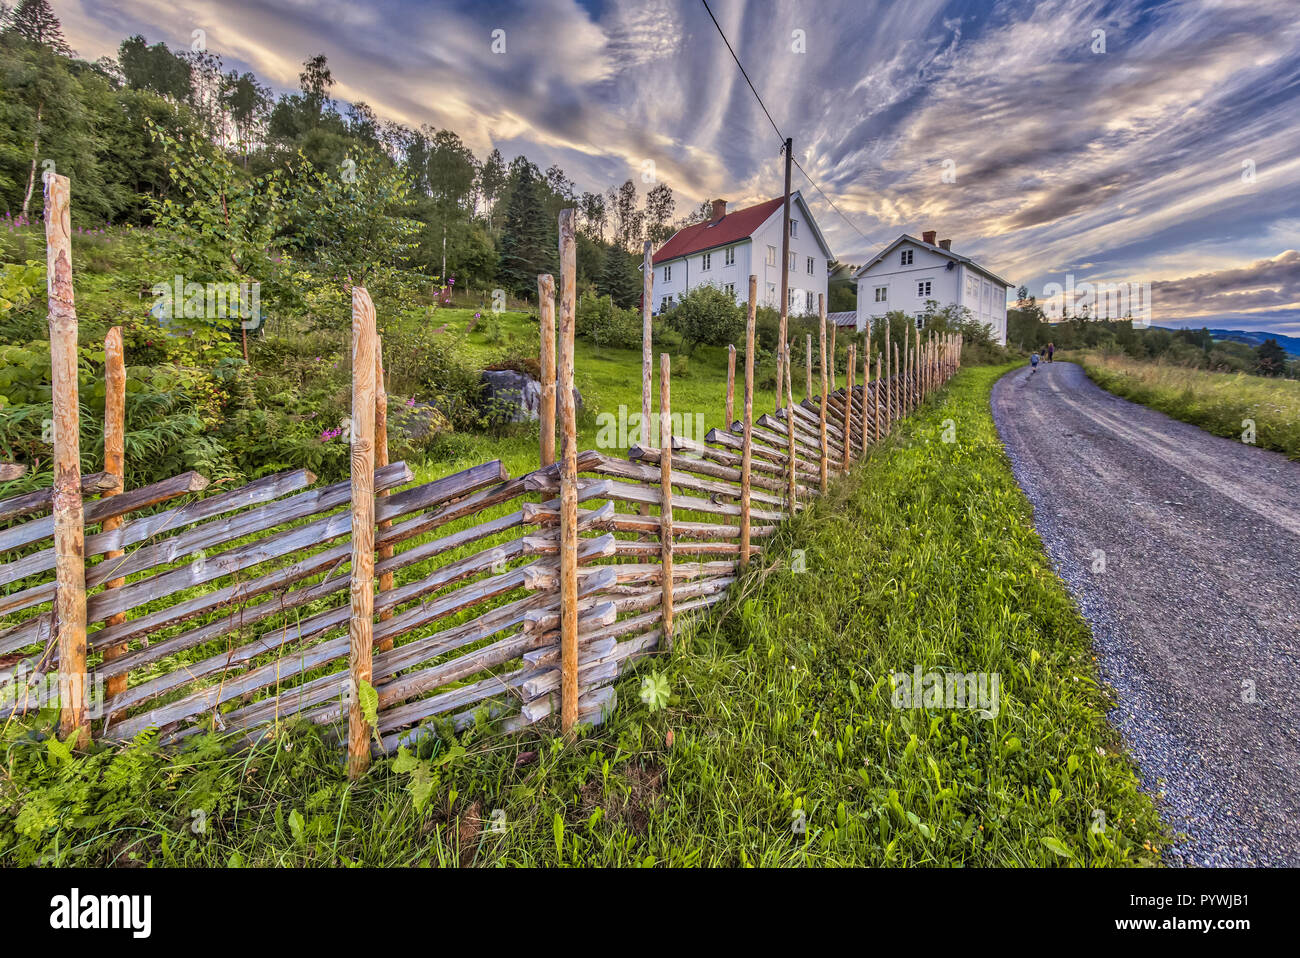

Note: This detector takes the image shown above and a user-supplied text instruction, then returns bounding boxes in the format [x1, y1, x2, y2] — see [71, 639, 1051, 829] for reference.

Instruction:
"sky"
[59, 0, 1300, 335]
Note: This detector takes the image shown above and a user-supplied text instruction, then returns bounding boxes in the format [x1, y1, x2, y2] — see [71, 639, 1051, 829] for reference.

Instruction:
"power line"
[698, 0, 878, 256]
[698, 0, 783, 145]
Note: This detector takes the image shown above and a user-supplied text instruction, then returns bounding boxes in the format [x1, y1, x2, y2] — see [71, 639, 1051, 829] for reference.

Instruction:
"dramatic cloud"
[55, 0, 1300, 330]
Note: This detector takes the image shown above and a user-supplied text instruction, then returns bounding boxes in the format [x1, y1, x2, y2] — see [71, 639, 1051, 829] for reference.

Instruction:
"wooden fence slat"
[558, 209, 579, 736]
[0, 470, 207, 557]
[0, 473, 118, 524]
[347, 284, 377, 780]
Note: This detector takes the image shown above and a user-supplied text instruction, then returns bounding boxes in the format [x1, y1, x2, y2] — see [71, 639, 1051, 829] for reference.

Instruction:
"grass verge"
[1073, 350, 1300, 459]
[0, 363, 1166, 867]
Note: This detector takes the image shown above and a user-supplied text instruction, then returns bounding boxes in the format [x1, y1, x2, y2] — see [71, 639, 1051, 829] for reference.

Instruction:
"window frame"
[900, 249, 913, 266]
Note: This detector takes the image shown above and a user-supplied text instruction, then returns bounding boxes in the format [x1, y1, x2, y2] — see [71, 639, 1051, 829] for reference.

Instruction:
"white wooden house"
[651, 191, 833, 316]
[853, 231, 1013, 344]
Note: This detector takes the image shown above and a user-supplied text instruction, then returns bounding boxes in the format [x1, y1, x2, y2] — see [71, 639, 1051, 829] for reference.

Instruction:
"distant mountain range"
[1156, 327, 1300, 357]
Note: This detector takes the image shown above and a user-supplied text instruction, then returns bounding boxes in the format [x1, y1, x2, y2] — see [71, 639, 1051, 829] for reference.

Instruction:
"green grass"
[1074, 350, 1300, 459]
[0, 363, 1167, 867]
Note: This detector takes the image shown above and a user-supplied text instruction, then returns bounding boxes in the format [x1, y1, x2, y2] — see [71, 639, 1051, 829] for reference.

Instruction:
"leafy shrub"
[576, 290, 640, 349]
[666, 285, 745, 351]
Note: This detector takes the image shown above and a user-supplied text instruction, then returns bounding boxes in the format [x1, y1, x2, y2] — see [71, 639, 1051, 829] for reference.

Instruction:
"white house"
[651, 191, 833, 316]
[853, 231, 1013, 345]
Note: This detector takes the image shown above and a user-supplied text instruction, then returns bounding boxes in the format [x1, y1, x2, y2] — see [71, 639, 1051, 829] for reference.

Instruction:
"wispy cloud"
[56, 0, 1300, 330]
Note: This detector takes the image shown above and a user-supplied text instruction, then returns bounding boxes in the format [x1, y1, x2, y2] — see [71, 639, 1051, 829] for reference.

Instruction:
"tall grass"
[0, 364, 1167, 867]
[1075, 350, 1300, 459]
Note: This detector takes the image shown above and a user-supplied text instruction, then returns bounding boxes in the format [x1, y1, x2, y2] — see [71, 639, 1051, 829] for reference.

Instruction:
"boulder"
[392, 401, 451, 441]
[479, 370, 583, 424]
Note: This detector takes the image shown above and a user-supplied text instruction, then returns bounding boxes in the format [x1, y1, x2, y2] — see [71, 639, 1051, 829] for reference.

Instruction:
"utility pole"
[777, 136, 793, 412]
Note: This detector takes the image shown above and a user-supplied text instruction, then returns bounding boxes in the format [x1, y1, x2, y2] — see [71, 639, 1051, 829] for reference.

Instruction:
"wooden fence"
[0, 174, 961, 777]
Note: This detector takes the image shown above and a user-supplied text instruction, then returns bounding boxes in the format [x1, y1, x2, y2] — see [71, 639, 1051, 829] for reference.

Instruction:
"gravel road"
[991, 360, 1300, 866]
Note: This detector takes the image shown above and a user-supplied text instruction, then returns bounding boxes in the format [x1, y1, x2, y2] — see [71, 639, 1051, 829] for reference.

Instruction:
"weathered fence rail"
[0, 173, 961, 775]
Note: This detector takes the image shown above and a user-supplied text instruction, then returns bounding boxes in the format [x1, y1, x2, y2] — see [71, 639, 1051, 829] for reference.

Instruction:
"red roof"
[651, 197, 784, 265]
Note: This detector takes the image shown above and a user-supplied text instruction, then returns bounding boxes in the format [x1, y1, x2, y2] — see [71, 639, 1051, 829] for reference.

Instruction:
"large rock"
[480, 369, 582, 424]
[392, 401, 451, 441]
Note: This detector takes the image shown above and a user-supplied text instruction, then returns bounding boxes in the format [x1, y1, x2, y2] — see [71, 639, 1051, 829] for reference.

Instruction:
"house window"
[900, 249, 913, 266]
[874, 286, 888, 303]
[806, 256, 814, 275]
[766, 282, 777, 305]
[917, 280, 932, 298]
[701, 252, 711, 271]
[660, 296, 673, 311]
[766, 246, 777, 266]
[915, 315, 925, 330]
[663, 265, 672, 282]
[789, 220, 798, 238]
[724, 283, 735, 297]
[724, 246, 735, 266]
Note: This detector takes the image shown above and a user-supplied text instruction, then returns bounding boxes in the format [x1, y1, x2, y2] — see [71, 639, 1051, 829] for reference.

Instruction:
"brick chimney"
[710, 199, 727, 223]
[939, 238, 952, 250]
[922, 230, 937, 245]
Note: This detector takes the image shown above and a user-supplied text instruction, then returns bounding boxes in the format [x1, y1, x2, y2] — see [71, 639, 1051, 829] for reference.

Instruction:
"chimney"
[922, 230, 937, 245]
[710, 199, 727, 223]
[939, 238, 952, 250]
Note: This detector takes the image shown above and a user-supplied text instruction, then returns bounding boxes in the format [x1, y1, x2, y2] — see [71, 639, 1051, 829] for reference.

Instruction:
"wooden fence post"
[375, 337, 394, 650]
[883, 324, 892, 434]
[784, 344, 796, 509]
[860, 350, 870, 458]
[641, 241, 653, 449]
[842, 343, 855, 471]
[740, 276, 756, 569]
[874, 352, 882, 443]
[805, 334, 813, 402]
[45, 172, 89, 747]
[818, 295, 829, 494]
[830, 323, 838, 390]
[659, 352, 674, 651]
[347, 285, 378, 779]
[725, 343, 735, 427]
[893, 341, 900, 426]
[558, 210, 579, 736]
[538, 274, 556, 467]
[101, 326, 128, 700]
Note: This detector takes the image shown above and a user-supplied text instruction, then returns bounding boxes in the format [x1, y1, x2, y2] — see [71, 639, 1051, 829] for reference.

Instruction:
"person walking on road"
[1029, 350, 1040, 377]
[1047, 342, 1055, 363]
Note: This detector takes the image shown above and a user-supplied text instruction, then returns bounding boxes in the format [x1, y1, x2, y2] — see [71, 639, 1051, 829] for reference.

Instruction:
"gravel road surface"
[991, 360, 1300, 866]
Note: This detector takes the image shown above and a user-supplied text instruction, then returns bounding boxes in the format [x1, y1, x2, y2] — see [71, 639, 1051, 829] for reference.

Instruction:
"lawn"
[1072, 349, 1300, 460]
[0, 362, 1168, 867]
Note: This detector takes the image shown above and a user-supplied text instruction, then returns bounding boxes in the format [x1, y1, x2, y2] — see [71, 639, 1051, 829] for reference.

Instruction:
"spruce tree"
[5, 0, 72, 56]
[496, 159, 553, 297]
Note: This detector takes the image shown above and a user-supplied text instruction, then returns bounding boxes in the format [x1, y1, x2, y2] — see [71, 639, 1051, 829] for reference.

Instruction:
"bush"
[576, 291, 640, 349]
[666, 285, 745, 351]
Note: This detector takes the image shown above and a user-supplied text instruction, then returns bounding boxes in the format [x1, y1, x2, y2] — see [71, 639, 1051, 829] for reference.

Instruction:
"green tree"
[666, 284, 745, 351]
[118, 35, 192, 100]
[597, 244, 639, 308]
[4, 0, 71, 56]
[1255, 338, 1288, 376]
[496, 157, 554, 297]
